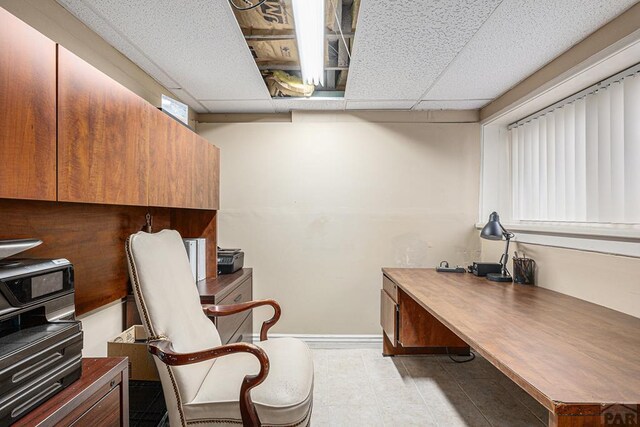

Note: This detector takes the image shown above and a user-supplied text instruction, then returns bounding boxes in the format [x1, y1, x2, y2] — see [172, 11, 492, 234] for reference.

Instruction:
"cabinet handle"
[234, 294, 242, 303]
[110, 379, 116, 388]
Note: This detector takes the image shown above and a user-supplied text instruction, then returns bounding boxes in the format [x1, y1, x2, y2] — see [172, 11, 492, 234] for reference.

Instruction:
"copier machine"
[0, 239, 82, 425]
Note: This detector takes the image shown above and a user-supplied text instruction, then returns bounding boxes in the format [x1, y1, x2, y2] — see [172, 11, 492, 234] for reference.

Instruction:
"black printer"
[217, 248, 244, 275]
[0, 257, 83, 425]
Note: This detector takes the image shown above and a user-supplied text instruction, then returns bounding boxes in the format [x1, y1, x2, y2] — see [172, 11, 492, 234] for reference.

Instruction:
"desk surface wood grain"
[198, 268, 253, 304]
[383, 268, 640, 416]
[14, 357, 128, 426]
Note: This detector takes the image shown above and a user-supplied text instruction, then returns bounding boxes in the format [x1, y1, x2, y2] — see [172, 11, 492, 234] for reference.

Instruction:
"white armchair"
[125, 230, 314, 426]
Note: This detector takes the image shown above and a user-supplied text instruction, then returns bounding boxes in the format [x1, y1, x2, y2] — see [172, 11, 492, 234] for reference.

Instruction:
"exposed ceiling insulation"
[230, 0, 359, 98]
[56, 0, 638, 113]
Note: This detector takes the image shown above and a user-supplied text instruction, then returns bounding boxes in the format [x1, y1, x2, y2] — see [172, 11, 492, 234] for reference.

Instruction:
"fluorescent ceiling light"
[292, 0, 325, 86]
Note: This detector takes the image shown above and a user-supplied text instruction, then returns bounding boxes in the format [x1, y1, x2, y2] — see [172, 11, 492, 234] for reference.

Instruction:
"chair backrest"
[126, 230, 221, 415]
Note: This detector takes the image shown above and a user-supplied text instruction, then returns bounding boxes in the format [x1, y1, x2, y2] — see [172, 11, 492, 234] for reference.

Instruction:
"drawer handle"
[234, 294, 242, 303]
[110, 379, 116, 388]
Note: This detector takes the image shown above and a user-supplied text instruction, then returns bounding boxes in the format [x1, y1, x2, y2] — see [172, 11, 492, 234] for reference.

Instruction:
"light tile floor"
[310, 348, 547, 427]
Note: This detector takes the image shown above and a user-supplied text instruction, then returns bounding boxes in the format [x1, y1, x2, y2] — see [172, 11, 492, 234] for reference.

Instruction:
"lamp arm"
[499, 232, 512, 276]
[499, 222, 514, 239]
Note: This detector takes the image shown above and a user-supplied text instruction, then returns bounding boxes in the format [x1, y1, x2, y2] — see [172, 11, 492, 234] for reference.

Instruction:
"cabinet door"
[195, 135, 220, 210]
[69, 386, 121, 427]
[58, 47, 149, 206]
[148, 107, 195, 208]
[0, 8, 56, 201]
[148, 108, 219, 209]
[380, 289, 397, 346]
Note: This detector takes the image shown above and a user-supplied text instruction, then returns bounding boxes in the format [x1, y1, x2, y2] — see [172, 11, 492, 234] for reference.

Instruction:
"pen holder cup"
[512, 257, 536, 285]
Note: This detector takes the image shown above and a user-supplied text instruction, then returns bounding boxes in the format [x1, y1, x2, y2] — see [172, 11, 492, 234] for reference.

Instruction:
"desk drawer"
[228, 314, 252, 344]
[218, 277, 252, 305]
[383, 275, 397, 302]
[380, 290, 397, 346]
[70, 386, 120, 427]
[216, 278, 252, 344]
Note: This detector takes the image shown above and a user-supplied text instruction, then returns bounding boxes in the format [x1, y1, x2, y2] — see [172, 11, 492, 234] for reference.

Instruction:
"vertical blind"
[509, 64, 640, 224]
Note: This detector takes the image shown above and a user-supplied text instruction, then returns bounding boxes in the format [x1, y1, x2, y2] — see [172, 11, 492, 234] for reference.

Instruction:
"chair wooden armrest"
[203, 299, 281, 341]
[148, 339, 269, 426]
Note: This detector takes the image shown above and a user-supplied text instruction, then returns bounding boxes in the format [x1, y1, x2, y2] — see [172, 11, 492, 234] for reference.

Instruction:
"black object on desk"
[468, 261, 502, 277]
[479, 211, 514, 282]
[436, 261, 466, 273]
[217, 248, 244, 275]
[0, 257, 82, 425]
[513, 253, 536, 285]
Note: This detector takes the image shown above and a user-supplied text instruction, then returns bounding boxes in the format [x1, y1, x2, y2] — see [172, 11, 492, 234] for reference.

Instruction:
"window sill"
[474, 222, 640, 258]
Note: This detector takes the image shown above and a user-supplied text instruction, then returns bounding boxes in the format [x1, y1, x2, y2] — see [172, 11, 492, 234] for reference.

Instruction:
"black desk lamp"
[480, 212, 514, 282]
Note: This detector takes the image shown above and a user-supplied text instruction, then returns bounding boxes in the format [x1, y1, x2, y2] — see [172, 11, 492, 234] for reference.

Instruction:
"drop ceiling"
[56, 0, 638, 113]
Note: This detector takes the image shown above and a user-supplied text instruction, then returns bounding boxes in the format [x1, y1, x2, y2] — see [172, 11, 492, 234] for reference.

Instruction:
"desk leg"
[121, 364, 129, 427]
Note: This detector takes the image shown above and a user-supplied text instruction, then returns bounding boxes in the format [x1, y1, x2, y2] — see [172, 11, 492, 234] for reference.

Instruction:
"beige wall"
[198, 112, 481, 334]
[481, 241, 640, 318]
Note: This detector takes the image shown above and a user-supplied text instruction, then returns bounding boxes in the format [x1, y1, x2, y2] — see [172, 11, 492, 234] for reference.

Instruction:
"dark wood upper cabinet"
[2, 14, 218, 210]
[0, 7, 57, 201]
[198, 136, 220, 210]
[57, 47, 150, 206]
[0, 9, 220, 315]
[148, 107, 219, 209]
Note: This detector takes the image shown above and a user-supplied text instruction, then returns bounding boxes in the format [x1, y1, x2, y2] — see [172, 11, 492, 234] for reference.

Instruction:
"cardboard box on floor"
[108, 325, 159, 381]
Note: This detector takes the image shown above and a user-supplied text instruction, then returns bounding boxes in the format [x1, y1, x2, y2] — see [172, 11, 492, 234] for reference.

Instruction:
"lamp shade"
[480, 212, 504, 240]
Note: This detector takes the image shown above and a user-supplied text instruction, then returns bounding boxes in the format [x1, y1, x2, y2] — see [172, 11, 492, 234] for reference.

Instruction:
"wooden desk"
[15, 357, 129, 426]
[382, 268, 640, 427]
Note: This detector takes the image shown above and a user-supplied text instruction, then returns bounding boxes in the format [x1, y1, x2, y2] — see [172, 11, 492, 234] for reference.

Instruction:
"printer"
[0, 256, 83, 425]
[217, 248, 244, 275]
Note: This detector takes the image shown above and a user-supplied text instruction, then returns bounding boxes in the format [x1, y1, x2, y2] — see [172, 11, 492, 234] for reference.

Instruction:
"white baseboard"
[249, 333, 383, 349]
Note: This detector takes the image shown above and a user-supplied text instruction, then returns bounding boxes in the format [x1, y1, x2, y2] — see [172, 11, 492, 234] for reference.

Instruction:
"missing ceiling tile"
[230, 0, 360, 98]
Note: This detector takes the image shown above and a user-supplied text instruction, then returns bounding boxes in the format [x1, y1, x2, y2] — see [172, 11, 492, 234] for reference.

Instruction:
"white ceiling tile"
[57, 0, 636, 113]
[170, 89, 207, 114]
[57, 0, 271, 103]
[271, 98, 346, 113]
[414, 100, 491, 110]
[346, 100, 415, 110]
[424, 0, 638, 101]
[345, 0, 502, 101]
[199, 100, 275, 114]
[56, 0, 181, 90]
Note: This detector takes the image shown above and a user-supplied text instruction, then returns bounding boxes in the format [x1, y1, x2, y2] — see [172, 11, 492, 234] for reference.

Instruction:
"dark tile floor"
[311, 348, 547, 427]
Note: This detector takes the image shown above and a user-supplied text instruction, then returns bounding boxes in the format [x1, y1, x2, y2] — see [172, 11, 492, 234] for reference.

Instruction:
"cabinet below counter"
[198, 269, 253, 345]
[380, 271, 469, 356]
[14, 357, 128, 427]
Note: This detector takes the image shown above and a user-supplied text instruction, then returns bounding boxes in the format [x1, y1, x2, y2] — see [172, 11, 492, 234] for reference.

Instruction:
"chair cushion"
[184, 337, 313, 426]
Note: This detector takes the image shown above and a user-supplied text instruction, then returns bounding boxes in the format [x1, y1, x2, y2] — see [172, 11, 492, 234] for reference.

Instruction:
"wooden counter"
[383, 268, 640, 427]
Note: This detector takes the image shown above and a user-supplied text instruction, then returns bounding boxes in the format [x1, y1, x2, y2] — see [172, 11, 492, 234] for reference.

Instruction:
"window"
[508, 63, 640, 225]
